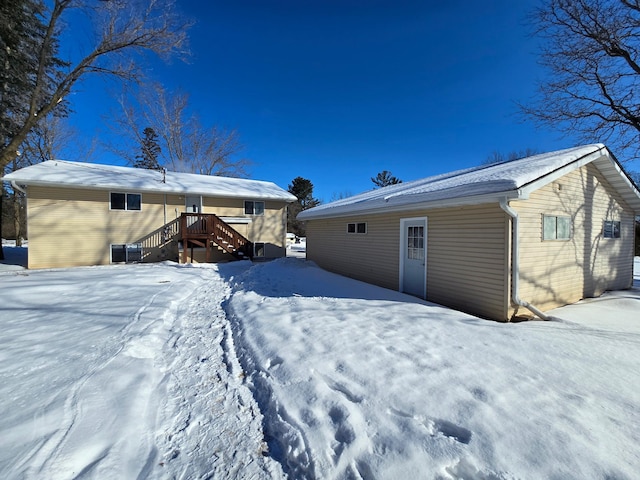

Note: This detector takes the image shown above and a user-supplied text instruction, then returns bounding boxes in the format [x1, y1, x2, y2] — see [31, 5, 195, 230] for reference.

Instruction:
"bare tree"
[0, 0, 190, 170]
[2, 114, 87, 246]
[484, 148, 541, 165]
[523, 0, 640, 158]
[112, 83, 250, 177]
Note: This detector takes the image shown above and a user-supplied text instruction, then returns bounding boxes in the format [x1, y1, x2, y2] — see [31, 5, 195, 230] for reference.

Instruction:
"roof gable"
[298, 144, 640, 220]
[2, 160, 297, 202]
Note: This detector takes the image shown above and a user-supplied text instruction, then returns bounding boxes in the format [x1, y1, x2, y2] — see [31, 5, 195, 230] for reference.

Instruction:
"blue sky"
[66, 0, 607, 202]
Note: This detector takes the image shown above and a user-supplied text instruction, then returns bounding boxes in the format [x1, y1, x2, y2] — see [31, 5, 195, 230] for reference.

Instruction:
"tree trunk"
[0, 183, 5, 261]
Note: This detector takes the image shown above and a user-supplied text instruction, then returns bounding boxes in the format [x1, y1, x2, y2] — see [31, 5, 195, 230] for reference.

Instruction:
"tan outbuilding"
[3, 160, 296, 269]
[298, 145, 640, 321]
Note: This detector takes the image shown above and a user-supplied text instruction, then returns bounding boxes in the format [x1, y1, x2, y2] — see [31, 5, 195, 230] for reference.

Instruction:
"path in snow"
[0, 262, 282, 479]
[155, 263, 284, 479]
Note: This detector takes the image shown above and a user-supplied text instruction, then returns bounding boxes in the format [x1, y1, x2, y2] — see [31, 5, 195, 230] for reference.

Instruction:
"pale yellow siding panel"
[26, 186, 289, 268]
[511, 163, 635, 314]
[307, 204, 509, 321]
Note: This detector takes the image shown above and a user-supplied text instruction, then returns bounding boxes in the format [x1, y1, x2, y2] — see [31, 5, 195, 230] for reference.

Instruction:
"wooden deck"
[180, 213, 252, 263]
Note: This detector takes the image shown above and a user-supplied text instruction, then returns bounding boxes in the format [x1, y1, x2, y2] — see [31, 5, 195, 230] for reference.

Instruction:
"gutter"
[500, 198, 551, 321]
[11, 181, 27, 194]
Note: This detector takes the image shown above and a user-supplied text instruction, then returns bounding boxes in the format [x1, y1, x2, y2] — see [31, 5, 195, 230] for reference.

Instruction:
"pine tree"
[287, 177, 320, 237]
[371, 170, 402, 188]
[1, 0, 64, 259]
[134, 127, 162, 170]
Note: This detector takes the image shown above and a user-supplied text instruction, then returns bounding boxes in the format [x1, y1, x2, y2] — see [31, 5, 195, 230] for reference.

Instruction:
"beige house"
[298, 144, 640, 321]
[3, 160, 296, 269]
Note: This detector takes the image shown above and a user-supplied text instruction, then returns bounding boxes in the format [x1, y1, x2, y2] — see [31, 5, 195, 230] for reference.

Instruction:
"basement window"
[110, 192, 141, 211]
[254, 242, 265, 258]
[111, 243, 143, 263]
[603, 220, 621, 238]
[244, 200, 265, 216]
[347, 222, 367, 234]
[543, 215, 571, 241]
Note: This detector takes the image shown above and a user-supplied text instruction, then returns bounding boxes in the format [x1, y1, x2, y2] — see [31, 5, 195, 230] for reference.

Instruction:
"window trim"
[110, 192, 142, 211]
[603, 220, 621, 239]
[542, 214, 572, 241]
[253, 242, 266, 258]
[110, 243, 143, 263]
[244, 200, 265, 216]
[347, 222, 367, 234]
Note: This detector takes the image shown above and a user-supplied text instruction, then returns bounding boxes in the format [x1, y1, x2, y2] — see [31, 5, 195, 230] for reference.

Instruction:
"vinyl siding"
[510, 163, 635, 315]
[26, 186, 289, 268]
[306, 204, 509, 321]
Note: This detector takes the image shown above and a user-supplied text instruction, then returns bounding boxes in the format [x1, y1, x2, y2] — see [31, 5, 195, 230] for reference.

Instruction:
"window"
[347, 222, 367, 234]
[543, 215, 571, 240]
[244, 200, 265, 215]
[110, 192, 141, 211]
[111, 243, 143, 263]
[407, 225, 425, 260]
[254, 242, 265, 257]
[603, 220, 621, 238]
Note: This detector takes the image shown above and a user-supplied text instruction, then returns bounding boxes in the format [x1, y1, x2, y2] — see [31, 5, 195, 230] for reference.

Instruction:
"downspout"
[500, 198, 551, 321]
[11, 181, 26, 194]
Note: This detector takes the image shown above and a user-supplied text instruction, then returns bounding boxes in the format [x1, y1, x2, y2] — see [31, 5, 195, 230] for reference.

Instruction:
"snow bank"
[1, 257, 638, 479]
[226, 258, 640, 479]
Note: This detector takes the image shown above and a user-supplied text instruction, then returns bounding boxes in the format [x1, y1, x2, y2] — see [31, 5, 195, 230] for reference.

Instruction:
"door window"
[407, 226, 424, 260]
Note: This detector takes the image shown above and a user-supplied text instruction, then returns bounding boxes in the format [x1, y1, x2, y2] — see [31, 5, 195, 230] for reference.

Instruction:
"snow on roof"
[2, 160, 297, 202]
[299, 144, 640, 220]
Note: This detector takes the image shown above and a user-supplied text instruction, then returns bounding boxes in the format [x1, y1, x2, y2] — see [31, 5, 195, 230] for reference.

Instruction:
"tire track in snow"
[20, 282, 178, 478]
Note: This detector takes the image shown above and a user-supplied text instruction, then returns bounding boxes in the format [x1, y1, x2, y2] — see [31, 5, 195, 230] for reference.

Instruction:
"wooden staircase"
[180, 213, 252, 263]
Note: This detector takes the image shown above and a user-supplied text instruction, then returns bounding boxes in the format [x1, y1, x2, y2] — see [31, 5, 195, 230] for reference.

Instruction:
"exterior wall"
[26, 186, 289, 268]
[511, 163, 635, 315]
[306, 204, 510, 321]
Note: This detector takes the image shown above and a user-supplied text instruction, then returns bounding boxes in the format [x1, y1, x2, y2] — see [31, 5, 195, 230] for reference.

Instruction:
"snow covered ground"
[0, 245, 639, 479]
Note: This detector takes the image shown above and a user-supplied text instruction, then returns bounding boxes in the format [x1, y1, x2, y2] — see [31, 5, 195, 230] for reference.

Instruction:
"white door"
[400, 218, 427, 298]
[185, 195, 202, 213]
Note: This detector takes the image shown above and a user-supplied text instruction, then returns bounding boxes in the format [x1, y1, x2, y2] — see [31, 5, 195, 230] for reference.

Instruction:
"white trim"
[220, 216, 252, 224]
[109, 191, 142, 212]
[519, 147, 607, 198]
[399, 217, 427, 299]
[298, 191, 520, 221]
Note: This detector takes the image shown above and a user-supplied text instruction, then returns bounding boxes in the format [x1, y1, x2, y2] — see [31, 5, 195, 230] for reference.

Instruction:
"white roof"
[2, 160, 297, 202]
[299, 144, 640, 220]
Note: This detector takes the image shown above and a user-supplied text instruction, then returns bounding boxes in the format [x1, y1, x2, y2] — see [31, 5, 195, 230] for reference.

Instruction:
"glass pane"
[604, 221, 613, 238]
[244, 201, 254, 215]
[254, 201, 265, 215]
[111, 245, 126, 263]
[557, 217, 571, 239]
[543, 216, 556, 240]
[613, 221, 621, 238]
[416, 226, 424, 238]
[127, 244, 142, 262]
[110, 193, 125, 210]
[347, 223, 356, 233]
[127, 193, 141, 211]
[357, 223, 366, 234]
[255, 243, 265, 257]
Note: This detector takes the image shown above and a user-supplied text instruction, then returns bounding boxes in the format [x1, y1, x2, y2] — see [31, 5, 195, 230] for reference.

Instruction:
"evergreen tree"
[134, 127, 162, 170]
[287, 176, 320, 237]
[371, 170, 402, 188]
[0, 0, 64, 259]
[0, 0, 66, 148]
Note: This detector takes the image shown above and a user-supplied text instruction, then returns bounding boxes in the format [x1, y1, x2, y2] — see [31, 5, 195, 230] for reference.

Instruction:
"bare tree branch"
[0, 0, 190, 169]
[108, 83, 251, 178]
